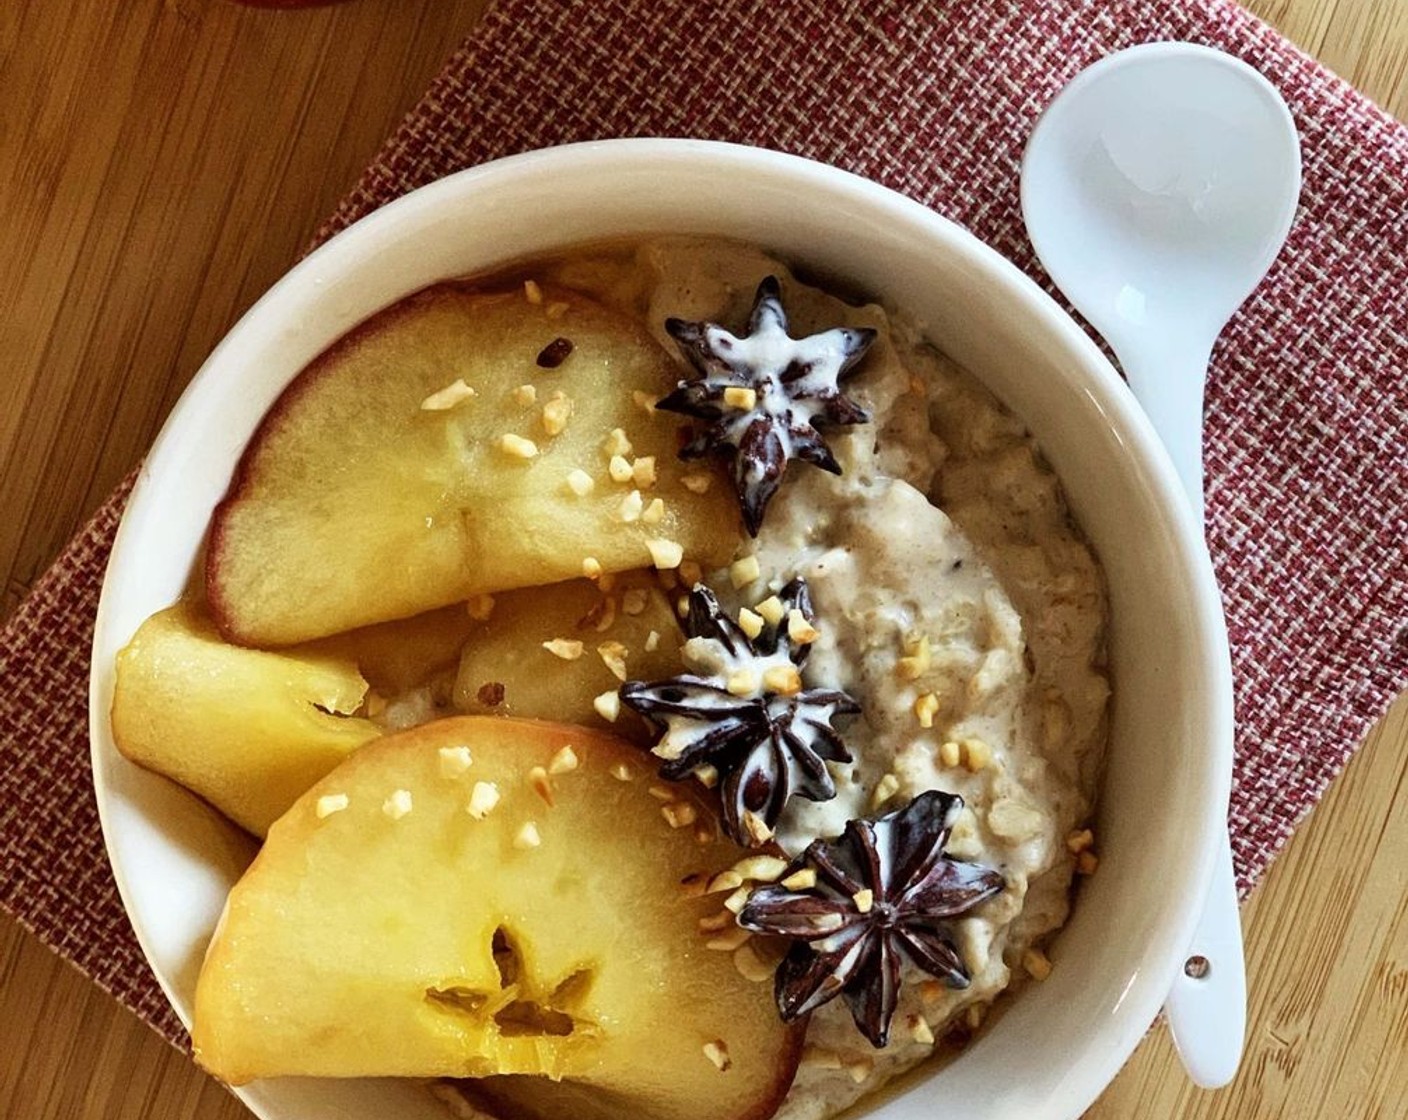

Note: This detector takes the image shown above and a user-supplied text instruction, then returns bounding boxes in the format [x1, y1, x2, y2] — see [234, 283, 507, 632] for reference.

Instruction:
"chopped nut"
[897, 634, 932, 680]
[593, 690, 622, 722]
[755, 595, 785, 626]
[498, 433, 539, 459]
[382, 789, 413, 820]
[961, 737, 993, 771]
[618, 489, 644, 522]
[419, 378, 477, 411]
[621, 588, 649, 616]
[939, 739, 962, 768]
[543, 638, 584, 660]
[541, 392, 573, 435]
[528, 766, 554, 807]
[1077, 851, 1100, 875]
[989, 798, 1044, 841]
[729, 554, 762, 588]
[608, 761, 634, 782]
[648, 784, 676, 801]
[641, 497, 666, 525]
[523, 279, 543, 304]
[722, 887, 753, 915]
[909, 1014, 935, 1045]
[438, 746, 473, 777]
[545, 299, 569, 319]
[852, 889, 874, 914]
[708, 869, 745, 893]
[467, 594, 496, 621]
[699, 909, 735, 932]
[781, 868, 818, 890]
[363, 690, 387, 719]
[602, 427, 632, 458]
[762, 664, 802, 696]
[726, 668, 758, 696]
[676, 593, 690, 619]
[644, 629, 662, 652]
[731, 855, 788, 882]
[1043, 693, 1071, 749]
[702, 1040, 732, 1072]
[315, 793, 349, 819]
[632, 456, 657, 488]
[734, 941, 777, 982]
[680, 471, 713, 494]
[723, 386, 758, 410]
[844, 1055, 874, 1084]
[693, 763, 719, 788]
[512, 383, 538, 406]
[581, 555, 603, 579]
[598, 641, 629, 681]
[645, 538, 684, 569]
[787, 609, 820, 644]
[678, 559, 704, 587]
[737, 608, 765, 639]
[632, 389, 657, 413]
[548, 745, 579, 775]
[1023, 947, 1053, 981]
[871, 772, 901, 809]
[914, 692, 940, 728]
[741, 810, 773, 845]
[565, 469, 595, 497]
[477, 681, 506, 707]
[514, 821, 542, 850]
[1066, 828, 1095, 854]
[662, 802, 698, 828]
[965, 1002, 988, 1031]
[467, 781, 500, 820]
[801, 1044, 843, 1070]
[608, 454, 634, 483]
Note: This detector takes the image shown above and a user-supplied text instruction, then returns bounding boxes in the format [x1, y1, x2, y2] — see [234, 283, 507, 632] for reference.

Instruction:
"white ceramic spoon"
[1020, 42, 1301, 1089]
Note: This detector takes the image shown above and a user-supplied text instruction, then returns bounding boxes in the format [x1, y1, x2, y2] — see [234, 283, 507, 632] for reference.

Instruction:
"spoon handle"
[1120, 339, 1212, 524]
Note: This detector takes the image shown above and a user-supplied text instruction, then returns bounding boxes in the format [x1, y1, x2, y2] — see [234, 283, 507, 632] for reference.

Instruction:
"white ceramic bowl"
[90, 139, 1233, 1120]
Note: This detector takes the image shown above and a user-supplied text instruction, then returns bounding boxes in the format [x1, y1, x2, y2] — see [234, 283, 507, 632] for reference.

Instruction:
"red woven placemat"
[2, 0, 1405, 1049]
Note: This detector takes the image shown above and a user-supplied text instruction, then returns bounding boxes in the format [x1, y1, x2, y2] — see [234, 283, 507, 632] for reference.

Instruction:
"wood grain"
[0, 1, 1404, 1118]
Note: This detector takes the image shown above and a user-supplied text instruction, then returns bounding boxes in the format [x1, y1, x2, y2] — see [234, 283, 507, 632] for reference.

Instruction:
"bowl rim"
[88, 137, 1234, 1120]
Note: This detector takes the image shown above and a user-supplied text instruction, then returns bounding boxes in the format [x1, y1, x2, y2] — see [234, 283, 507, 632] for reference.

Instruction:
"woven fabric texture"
[2, 0, 1404, 1049]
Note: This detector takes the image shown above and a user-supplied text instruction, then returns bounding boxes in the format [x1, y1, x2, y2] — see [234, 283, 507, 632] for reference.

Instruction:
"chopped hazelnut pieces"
[852, 888, 875, 914]
[844, 1055, 874, 1084]
[1077, 851, 1100, 875]
[762, 664, 802, 696]
[498, 433, 539, 459]
[514, 821, 543, 850]
[965, 1003, 988, 1031]
[543, 749, 577, 777]
[565, 469, 595, 497]
[988, 798, 1044, 841]
[618, 489, 644, 522]
[541, 392, 573, 435]
[466, 782, 501, 820]
[961, 737, 993, 771]
[737, 607, 765, 639]
[593, 690, 621, 722]
[725, 668, 758, 696]
[723, 886, 753, 914]
[708, 869, 745, 894]
[382, 789, 413, 820]
[939, 739, 962, 768]
[741, 810, 773, 845]
[729, 554, 761, 588]
[734, 941, 776, 983]
[545, 300, 569, 320]
[467, 594, 496, 621]
[1023, 947, 1053, 981]
[642, 497, 666, 525]
[315, 793, 349, 819]
[438, 746, 473, 777]
[632, 456, 657, 488]
[644, 628, 662, 652]
[897, 634, 932, 680]
[542, 638, 584, 661]
[645, 538, 684, 569]
[731, 855, 788, 882]
[512, 383, 538, 407]
[632, 389, 657, 413]
[648, 784, 676, 801]
[581, 556, 603, 579]
[621, 588, 649, 616]
[602, 427, 633, 457]
[693, 763, 719, 788]
[608, 761, 633, 781]
[1066, 828, 1095, 854]
[801, 1045, 843, 1070]
[706, 925, 752, 952]
[609, 454, 634, 483]
[523, 279, 543, 304]
[528, 766, 554, 806]
[598, 641, 629, 681]
[908, 1015, 935, 1046]
[871, 772, 901, 808]
[787, 608, 820, 644]
[722, 386, 758, 410]
[781, 868, 817, 891]
[363, 691, 388, 718]
[419, 378, 477, 411]
[702, 1040, 732, 1072]
[680, 471, 713, 494]
[755, 595, 784, 626]
[914, 692, 940, 728]
[662, 802, 698, 829]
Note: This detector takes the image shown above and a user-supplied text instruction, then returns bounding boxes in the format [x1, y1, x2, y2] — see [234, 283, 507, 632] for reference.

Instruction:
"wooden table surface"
[2, 1, 1405, 1117]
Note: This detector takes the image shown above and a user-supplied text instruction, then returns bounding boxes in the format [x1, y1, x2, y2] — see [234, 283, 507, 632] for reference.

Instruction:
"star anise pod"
[659, 276, 875, 536]
[738, 790, 1005, 1048]
[619, 579, 858, 846]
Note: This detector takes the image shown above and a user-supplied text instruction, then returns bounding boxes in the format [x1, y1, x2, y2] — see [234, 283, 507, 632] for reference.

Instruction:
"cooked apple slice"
[310, 602, 476, 697]
[454, 573, 683, 736]
[111, 602, 379, 836]
[193, 716, 803, 1120]
[207, 285, 736, 646]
